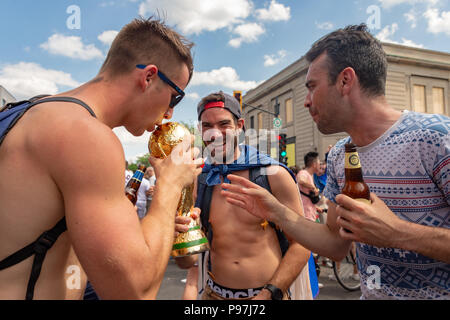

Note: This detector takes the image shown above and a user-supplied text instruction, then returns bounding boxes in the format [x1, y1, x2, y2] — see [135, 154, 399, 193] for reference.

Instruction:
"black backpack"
[0, 96, 96, 300]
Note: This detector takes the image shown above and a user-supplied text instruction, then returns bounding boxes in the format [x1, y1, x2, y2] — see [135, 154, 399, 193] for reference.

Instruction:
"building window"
[432, 87, 445, 115]
[411, 77, 447, 115]
[250, 116, 255, 129]
[413, 85, 426, 113]
[285, 98, 293, 123]
[258, 112, 263, 130]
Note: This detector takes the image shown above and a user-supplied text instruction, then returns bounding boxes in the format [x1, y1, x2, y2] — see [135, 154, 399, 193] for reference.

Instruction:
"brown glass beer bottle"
[125, 164, 147, 205]
[341, 143, 370, 233]
[342, 143, 370, 202]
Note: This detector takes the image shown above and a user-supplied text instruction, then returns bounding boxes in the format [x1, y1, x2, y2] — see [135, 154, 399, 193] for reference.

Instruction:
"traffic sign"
[273, 117, 282, 129]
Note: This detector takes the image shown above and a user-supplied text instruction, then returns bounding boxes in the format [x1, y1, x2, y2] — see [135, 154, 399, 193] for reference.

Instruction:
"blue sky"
[1, 0, 449, 161]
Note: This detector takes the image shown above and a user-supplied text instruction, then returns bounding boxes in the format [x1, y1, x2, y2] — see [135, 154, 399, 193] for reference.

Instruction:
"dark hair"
[304, 152, 319, 168]
[305, 23, 387, 97]
[289, 166, 300, 175]
[100, 17, 194, 81]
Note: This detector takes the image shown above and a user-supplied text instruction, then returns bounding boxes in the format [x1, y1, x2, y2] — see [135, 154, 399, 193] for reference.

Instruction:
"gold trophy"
[149, 122, 210, 257]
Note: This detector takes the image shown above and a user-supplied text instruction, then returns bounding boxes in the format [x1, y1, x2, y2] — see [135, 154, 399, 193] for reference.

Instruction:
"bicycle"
[332, 245, 361, 292]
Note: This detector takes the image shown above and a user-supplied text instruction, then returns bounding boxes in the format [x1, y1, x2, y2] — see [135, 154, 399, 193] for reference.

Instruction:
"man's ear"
[338, 67, 356, 96]
[237, 118, 245, 131]
[138, 65, 158, 91]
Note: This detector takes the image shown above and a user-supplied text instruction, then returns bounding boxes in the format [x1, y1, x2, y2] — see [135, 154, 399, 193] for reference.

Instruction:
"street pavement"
[156, 257, 361, 300]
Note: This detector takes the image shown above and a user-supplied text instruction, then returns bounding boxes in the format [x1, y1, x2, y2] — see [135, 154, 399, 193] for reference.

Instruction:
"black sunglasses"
[136, 64, 185, 108]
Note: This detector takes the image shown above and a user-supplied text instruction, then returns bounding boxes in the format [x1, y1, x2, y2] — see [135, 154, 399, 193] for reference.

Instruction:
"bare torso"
[0, 102, 88, 299]
[208, 170, 282, 289]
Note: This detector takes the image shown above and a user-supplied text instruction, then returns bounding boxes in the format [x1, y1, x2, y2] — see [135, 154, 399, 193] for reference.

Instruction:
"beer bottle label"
[345, 152, 361, 169]
[131, 170, 144, 183]
[355, 198, 371, 204]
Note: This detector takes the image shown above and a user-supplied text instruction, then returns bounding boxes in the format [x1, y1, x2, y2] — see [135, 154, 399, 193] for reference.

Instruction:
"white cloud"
[404, 9, 418, 28]
[399, 38, 425, 47]
[229, 23, 265, 48]
[40, 34, 104, 60]
[138, 0, 252, 35]
[190, 67, 260, 91]
[0, 62, 81, 100]
[376, 23, 400, 41]
[376, 23, 424, 48]
[315, 21, 334, 30]
[423, 8, 450, 36]
[255, 0, 291, 21]
[263, 50, 287, 67]
[100, 1, 116, 7]
[98, 30, 119, 46]
[186, 92, 200, 100]
[113, 126, 151, 162]
[377, 0, 440, 9]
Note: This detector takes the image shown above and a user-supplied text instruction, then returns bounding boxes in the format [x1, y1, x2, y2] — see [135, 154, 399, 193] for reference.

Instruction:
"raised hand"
[220, 174, 283, 222]
[174, 208, 200, 237]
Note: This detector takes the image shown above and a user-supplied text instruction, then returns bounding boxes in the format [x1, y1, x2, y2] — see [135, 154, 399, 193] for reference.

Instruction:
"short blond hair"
[100, 17, 194, 81]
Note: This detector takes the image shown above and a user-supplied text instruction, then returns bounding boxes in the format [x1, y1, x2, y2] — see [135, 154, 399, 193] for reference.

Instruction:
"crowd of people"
[0, 17, 448, 301]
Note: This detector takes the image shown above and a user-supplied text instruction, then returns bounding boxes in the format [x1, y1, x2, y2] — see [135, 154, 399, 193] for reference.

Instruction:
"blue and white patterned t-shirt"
[324, 110, 450, 300]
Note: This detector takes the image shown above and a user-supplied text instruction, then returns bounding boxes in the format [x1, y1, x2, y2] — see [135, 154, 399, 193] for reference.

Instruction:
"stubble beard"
[206, 134, 239, 164]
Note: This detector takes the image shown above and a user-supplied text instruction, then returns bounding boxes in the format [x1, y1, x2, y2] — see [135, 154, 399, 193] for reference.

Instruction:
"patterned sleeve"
[431, 134, 450, 206]
[323, 145, 341, 204]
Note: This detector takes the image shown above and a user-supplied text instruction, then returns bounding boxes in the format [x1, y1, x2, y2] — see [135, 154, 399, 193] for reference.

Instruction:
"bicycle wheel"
[332, 252, 361, 292]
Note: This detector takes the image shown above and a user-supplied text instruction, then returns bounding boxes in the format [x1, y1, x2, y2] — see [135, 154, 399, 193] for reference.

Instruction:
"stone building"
[0, 85, 16, 108]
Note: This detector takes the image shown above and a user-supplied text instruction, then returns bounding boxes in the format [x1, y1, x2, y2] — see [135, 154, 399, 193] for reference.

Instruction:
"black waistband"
[206, 276, 263, 299]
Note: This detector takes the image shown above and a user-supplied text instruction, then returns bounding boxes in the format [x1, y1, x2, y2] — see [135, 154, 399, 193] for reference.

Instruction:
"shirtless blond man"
[0, 18, 201, 300]
[175, 92, 311, 300]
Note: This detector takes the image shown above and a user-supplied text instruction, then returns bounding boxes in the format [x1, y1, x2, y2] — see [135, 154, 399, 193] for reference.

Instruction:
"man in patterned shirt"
[221, 24, 449, 299]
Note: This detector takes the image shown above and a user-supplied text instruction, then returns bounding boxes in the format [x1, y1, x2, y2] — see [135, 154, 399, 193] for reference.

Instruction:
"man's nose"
[304, 93, 311, 109]
[203, 128, 223, 142]
[164, 107, 173, 119]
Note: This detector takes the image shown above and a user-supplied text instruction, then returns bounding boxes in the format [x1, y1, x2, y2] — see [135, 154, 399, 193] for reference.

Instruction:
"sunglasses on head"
[136, 64, 185, 108]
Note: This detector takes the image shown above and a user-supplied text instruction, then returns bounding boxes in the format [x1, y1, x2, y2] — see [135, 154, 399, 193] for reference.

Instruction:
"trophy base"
[171, 241, 210, 258]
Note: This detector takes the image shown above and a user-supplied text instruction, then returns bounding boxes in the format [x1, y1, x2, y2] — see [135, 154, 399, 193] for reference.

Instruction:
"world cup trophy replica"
[149, 122, 210, 257]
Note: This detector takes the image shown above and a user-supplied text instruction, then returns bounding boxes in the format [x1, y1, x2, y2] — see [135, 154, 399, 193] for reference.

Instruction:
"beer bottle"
[125, 164, 147, 205]
[341, 143, 370, 233]
[342, 143, 370, 203]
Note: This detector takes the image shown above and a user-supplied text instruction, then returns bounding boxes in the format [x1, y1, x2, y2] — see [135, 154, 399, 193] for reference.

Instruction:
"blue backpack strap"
[0, 96, 96, 147]
[0, 95, 96, 300]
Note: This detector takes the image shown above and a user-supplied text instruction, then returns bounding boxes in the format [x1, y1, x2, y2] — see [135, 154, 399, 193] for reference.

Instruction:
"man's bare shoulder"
[23, 101, 122, 162]
[266, 165, 296, 189]
[267, 165, 302, 213]
[18, 101, 125, 188]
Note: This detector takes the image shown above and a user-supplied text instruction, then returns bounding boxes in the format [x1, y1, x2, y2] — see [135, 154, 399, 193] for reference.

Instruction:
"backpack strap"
[0, 96, 97, 147]
[29, 96, 97, 117]
[249, 166, 290, 257]
[0, 217, 67, 300]
[0, 95, 96, 299]
[195, 166, 291, 263]
[196, 172, 213, 248]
